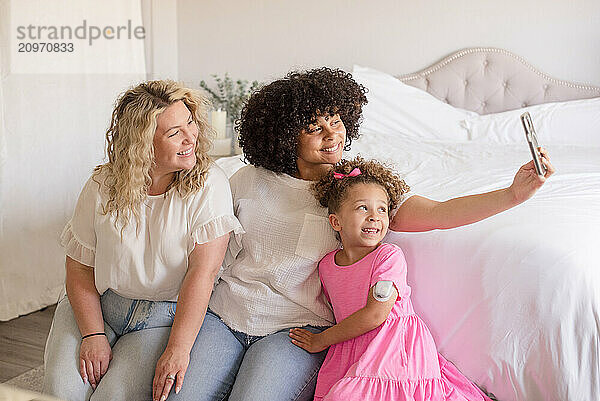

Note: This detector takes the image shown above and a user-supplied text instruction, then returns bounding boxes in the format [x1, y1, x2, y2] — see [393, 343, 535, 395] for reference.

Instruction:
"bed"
[216, 48, 600, 401]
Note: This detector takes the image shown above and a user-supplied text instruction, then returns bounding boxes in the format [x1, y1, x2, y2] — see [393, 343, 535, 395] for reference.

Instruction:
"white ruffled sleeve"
[191, 214, 244, 245]
[189, 165, 244, 246]
[60, 176, 99, 267]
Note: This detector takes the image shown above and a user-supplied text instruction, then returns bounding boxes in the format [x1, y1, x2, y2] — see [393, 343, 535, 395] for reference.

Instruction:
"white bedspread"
[216, 135, 600, 401]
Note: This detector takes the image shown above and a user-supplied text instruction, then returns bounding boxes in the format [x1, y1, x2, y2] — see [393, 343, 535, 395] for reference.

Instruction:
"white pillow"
[462, 97, 600, 146]
[352, 65, 476, 141]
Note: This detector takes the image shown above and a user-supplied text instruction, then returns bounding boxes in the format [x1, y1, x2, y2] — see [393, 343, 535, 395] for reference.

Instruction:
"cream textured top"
[60, 164, 243, 301]
[209, 165, 337, 335]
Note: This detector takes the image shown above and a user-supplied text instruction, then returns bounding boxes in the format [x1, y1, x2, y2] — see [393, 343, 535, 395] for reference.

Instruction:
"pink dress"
[314, 243, 492, 401]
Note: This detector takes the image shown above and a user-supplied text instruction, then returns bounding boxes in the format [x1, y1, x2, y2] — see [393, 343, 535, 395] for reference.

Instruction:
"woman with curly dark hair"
[183, 67, 555, 400]
[237, 68, 366, 178]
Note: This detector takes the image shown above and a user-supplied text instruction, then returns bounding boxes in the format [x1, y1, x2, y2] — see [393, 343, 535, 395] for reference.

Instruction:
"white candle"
[211, 110, 227, 139]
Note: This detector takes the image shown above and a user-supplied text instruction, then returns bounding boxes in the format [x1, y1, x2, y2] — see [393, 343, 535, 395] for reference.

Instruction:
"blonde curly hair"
[93, 80, 212, 231]
[312, 157, 410, 214]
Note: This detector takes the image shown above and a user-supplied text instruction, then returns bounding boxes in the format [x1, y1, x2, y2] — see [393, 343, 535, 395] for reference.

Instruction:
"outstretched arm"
[289, 286, 398, 353]
[391, 148, 555, 232]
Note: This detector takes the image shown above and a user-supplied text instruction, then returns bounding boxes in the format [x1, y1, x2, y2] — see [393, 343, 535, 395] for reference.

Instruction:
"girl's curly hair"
[312, 157, 411, 214]
[237, 67, 368, 175]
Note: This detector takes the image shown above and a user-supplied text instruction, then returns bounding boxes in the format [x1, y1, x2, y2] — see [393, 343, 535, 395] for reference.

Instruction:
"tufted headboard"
[397, 47, 600, 115]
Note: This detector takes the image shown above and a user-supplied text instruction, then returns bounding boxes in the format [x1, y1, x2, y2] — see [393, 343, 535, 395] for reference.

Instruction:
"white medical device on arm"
[373, 280, 394, 302]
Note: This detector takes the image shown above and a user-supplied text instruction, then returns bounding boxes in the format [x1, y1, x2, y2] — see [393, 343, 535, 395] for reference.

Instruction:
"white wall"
[142, 0, 178, 80]
[0, 0, 146, 320]
[177, 0, 600, 87]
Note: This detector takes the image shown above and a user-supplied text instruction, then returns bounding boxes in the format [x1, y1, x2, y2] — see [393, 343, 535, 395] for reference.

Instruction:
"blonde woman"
[43, 81, 243, 401]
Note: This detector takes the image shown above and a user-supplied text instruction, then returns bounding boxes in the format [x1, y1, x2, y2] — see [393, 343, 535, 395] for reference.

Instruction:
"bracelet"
[81, 332, 106, 340]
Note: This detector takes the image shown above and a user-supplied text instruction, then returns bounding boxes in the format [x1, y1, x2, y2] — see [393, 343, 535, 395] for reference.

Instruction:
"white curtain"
[0, 0, 148, 320]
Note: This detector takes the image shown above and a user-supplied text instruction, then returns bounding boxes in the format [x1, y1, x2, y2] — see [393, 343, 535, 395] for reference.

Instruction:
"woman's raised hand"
[152, 345, 190, 401]
[79, 335, 112, 389]
[509, 147, 555, 203]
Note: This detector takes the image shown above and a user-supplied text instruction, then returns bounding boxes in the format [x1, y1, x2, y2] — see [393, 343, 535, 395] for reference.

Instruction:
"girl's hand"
[152, 345, 190, 401]
[79, 335, 112, 390]
[289, 328, 328, 353]
[509, 147, 555, 203]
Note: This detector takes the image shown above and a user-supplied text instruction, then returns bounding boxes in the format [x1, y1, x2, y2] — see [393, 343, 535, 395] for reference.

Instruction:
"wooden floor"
[0, 304, 56, 382]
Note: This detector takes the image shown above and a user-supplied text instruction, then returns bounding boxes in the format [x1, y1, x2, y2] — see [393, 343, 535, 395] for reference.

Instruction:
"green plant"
[199, 73, 261, 126]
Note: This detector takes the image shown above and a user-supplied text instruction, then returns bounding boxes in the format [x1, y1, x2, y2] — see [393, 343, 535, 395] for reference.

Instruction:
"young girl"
[289, 157, 492, 401]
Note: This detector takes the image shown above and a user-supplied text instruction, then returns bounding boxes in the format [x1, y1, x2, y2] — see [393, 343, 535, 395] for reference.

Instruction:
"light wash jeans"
[44, 291, 327, 401]
[43, 290, 176, 401]
[175, 309, 327, 401]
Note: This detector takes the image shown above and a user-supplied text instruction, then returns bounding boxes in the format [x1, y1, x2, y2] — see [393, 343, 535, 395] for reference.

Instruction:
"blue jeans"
[44, 292, 327, 401]
[176, 309, 328, 401]
[44, 290, 177, 401]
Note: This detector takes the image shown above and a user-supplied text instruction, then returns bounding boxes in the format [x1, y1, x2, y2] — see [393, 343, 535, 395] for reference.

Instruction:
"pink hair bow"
[333, 168, 361, 180]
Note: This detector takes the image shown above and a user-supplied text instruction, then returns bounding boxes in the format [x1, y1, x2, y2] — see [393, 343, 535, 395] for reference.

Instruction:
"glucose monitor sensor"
[373, 280, 394, 302]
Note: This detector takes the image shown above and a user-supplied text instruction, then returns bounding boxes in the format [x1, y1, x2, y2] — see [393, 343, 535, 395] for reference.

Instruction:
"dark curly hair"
[312, 157, 411, 214]
[237, 67, 368, 175]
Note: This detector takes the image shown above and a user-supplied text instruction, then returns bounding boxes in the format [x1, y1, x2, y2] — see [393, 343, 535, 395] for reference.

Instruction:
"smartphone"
[520, 112, 546, 176]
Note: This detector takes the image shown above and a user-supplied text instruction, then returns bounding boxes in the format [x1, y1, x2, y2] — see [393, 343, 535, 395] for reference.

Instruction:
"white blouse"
[61, 164, 243, 301]
[209, 166, 337, 335]
[210, 165, 413, 336]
